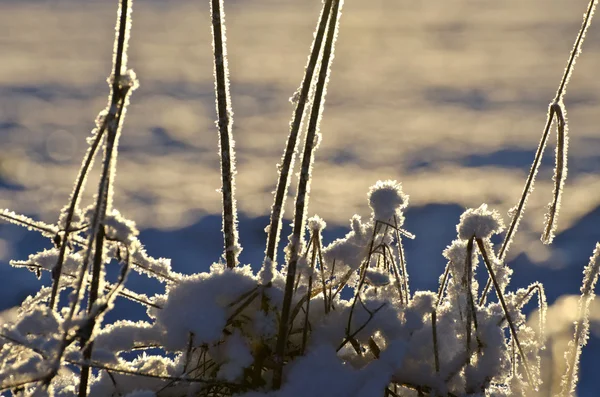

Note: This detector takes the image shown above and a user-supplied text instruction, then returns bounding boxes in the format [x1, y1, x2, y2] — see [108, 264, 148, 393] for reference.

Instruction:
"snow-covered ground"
[1, 0, 600, 394]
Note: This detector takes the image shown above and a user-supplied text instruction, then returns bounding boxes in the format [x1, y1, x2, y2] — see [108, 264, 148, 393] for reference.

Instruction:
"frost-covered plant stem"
[46, 39, 133, 308]
[3, 0, 600, 394]
[78, 227, 107, 397]
[559, 243, 600, 397]
[393, 215, 410, 303]
[437, 261, 451, 305]
[542, 102, 568, 244]
[210, 0, 239, 269]
[480, 0, 597, 304]
[78, 1, 135, 392]
[272, 0, 342, 389]
[79, 80, 135, 396]
[432, 309, 440, 374]
[264, 0, 334, 265]
[40, 0, 136, 393]
[49, 129, 105, 310]
[301, 232, 318, 354]
[476, 238, 533, 386]
[316, 232, 330, 313]
[346, 222, 379, 341]
[464, 237, 476, 368]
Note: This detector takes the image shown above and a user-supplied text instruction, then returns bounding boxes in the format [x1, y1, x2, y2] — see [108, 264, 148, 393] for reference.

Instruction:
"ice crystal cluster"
[0, 0, 599, 396]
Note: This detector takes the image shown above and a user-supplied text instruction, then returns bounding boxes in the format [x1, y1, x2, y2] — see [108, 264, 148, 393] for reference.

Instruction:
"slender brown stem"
[44, 0, 135, 391]
[346, 222, 379, 338]
[476, 238, 533, 386]
[265, 0, 334, 264]
[481, 0, 598, 304]
[560, 243, 600, 397]
[315, 233, 329, 313]
[437, 261, 451, 308]
[389, 247, 405, 304]
[77, 91, 131, 396]
[210, 0, 239, 269]
[78, 227, 106, 397]
[542, 102, 568, 244]
[337, 303, 386, 352]
[301, 232, 318, 354]
[393, 215, 410, 303]
[272, 0, 342, 388]
[464, 236, 474, 367]
[49, 123, 106, 310]
[432, 310, 440, 374]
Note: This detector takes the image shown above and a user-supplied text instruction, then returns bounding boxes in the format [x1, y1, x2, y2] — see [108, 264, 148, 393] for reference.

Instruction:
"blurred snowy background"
[1, 0, 600, 394]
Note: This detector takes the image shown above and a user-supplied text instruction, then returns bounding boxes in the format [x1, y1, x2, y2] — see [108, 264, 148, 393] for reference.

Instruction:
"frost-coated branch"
[210, 0, 239, 269]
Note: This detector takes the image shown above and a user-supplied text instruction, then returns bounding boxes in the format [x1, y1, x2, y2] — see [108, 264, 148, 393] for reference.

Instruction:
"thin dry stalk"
[68, 359, 240, 388]
[464, 237, 475, 367]
[79, 227, 107, 396]
[78, 2, 136, 390]
[0, 210, 58, 237]
[210, 0, 239, 269]
[301, 232, 319, 354]
[432, 310, 440, 374]
[0, 332, 48, 359]
[36, 0, 136, 392]
[394, 215, 410, 302]
[437, 261, 452, 308]
[368, 336, 381, 359]
[183, 333, 195, 374]
[294, 235, 315, 293]
[558, 243, 600, 397]
[49, 127, 105, 310]
[273, 0, 342, 388]
[226, 290, 260, 326]
[0, 213, 177, 283]
[387, 246, 405, 304]
[497, 282, 547, 337]
[0, 375, 49, 393]
[81, 246, 132, 396]
[337, 302, 386, 352]
[481, 0, 598, 304]
[542, 102, 568, 244]
[346, 222, 380, 339]
[315, 233, 329, 313]
[476, 238, 533, 386]
[264, 0, 334, 264]
[328, 258, 336, 311]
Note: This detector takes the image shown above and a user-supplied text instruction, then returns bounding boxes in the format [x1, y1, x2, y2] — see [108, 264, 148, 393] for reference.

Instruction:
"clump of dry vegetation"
[0, 0, 599, 396]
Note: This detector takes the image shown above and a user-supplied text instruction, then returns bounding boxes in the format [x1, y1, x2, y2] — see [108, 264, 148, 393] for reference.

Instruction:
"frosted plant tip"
[368, 180, 409, 222]
[442, 239, 469, 265]
[307, 215, 326, 231]
[457, 204, 505, 240]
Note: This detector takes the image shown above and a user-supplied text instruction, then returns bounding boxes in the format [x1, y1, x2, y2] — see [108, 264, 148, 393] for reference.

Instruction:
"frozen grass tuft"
[368, 180, 409, 224]
[0, 0, 599, 396]
[457, 204, 505, 241]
